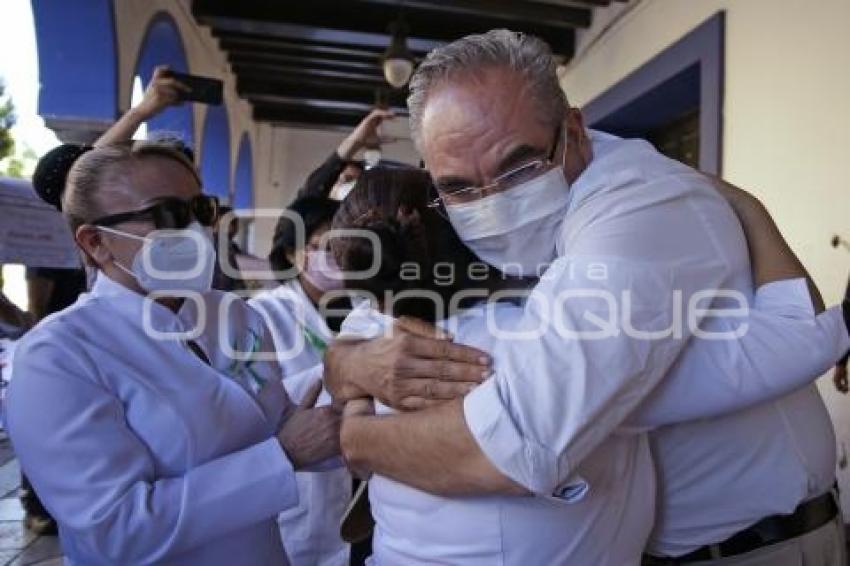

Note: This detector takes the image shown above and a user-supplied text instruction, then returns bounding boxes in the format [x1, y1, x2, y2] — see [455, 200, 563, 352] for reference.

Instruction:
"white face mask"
[331, 180, 356, 201]
[99, 221, 216, 293]
[444, 165, 571, 276]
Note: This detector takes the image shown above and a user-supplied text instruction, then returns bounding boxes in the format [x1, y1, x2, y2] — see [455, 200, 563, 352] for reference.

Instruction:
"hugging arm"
[714, 178, 823, 310]
[333, 175, 838, 498]
[342, 398, 526, 495]
[629, 180, 849, 429]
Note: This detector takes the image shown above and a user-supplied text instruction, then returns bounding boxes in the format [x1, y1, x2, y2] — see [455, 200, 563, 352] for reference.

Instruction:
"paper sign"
[0, 177, 80, 269]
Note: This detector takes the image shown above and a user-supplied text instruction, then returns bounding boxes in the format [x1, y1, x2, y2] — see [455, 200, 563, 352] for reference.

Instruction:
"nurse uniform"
[250, 278, 351, 566]
[7, 274, 300, 565]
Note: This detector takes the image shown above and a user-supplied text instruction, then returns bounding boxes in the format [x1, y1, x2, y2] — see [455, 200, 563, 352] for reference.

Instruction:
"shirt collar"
[89, 272, 189, 334]
[564, 129, 625, 216]
[282, 278, 332, 340]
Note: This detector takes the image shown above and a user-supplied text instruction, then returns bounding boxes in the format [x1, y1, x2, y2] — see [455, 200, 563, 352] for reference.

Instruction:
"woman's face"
[80, 156, 202, 294]
[289, 222, 331, 273]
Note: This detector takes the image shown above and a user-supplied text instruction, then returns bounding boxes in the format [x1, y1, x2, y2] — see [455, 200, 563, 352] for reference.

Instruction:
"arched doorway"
[199, 106, 230, 201]
[233, 134, 253, 210]
[133, 12, 193, 145]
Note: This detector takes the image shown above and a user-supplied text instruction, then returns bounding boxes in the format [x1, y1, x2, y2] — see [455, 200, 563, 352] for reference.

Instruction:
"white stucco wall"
[249, 123, 419, 258]
[563, 0, 850, 509]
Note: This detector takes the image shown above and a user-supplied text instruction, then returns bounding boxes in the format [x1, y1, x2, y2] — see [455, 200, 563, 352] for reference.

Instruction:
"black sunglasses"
[91, 195, 220, 230]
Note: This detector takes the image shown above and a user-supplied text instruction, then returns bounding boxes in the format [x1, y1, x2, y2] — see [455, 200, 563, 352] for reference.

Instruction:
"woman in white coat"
[249, 196, 352, 566]
[6, 140, 340, 565]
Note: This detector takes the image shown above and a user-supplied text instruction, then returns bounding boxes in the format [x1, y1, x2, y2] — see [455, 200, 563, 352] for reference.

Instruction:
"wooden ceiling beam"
[196, 14, 444, 53]
[238, 76, 407, 107]
[193, 0, 579, 56]
[253, 104, 371, 128]
[350, 0, 590, 30]
[232, 62, 385, 86]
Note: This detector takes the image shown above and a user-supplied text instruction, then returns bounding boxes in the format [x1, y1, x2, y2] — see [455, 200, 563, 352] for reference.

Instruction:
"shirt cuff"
[301, 455, 345, 472]
[754, 278, 814, 318]
[463, 379, 587, 503]
[256, 437, 300, 511]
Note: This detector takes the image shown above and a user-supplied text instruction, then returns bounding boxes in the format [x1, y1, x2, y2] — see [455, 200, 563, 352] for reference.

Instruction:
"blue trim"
[233, 134, 254, 210]
[199, 106, 231, 200]
[582, 12, 725, 174]
[31, 0, 119, 122]
[133, 11, 194, 146]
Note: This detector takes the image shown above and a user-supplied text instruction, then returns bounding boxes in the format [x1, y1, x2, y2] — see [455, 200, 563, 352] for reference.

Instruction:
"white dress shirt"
[340, 303, 654, 565]
[341, 275, 846, 564]
[460, 130, 841, 556]
[7, 274, 297, 565]
[250, 279, 351, 566]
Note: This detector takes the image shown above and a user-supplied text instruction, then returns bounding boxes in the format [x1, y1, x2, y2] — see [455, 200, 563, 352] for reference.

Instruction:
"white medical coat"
[250, 279, 350, 566]
[7, 274, 299, 565]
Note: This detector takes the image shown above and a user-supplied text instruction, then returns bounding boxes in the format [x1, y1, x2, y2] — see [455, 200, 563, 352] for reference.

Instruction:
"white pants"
[691, 514, 846, 566]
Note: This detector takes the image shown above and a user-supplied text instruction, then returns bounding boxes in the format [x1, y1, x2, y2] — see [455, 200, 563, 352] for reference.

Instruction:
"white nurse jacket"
[7, 274, 299, 565]
[250, 279, 350, 566]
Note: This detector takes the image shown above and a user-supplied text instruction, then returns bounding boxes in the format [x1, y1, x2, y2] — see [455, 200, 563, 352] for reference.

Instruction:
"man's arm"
[325, 316, 489, 409]
[625, 179, 848, 427]
[712, 177, 824, 312]
[95, 65, 188, 147]
[296, 153, 350, 200]
[629, 283, 848, 429]
[25, 268, 54, 321]
[342, 398, 525, 495]
[296, 108, 394, 199]
[0, 291, 33, 330]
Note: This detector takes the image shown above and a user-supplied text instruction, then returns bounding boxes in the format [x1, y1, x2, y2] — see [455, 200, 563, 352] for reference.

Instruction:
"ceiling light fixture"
[382, 18, 415, 89]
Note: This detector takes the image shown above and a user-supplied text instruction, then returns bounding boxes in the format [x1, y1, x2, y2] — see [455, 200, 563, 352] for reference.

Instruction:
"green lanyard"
[226, 330, 266, 391]
[302, 324, 328, 358]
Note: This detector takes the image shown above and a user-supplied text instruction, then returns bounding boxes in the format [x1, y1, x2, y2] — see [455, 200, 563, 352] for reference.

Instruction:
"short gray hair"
[407, 29, 568, 148]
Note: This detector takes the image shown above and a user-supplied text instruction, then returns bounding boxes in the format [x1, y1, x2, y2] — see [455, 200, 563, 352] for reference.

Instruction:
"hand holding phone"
[165, 70, 224, 105]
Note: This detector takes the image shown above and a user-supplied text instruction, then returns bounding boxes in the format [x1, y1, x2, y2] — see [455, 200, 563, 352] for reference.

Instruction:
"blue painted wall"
[31, 0, 118, 122]
[583, 12, 725, 174]
[133, 13, 194, 146]
[233, 134, 254, 210]
[199, 106, 231, 200]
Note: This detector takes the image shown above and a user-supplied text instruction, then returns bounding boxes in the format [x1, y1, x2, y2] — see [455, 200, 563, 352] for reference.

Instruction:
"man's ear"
[564, 107, 592, 182]
[566, 108, 587, 148]
[75, 225, 111, 268]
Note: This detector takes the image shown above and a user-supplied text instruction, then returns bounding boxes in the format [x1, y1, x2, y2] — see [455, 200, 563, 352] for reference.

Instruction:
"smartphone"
[167, 71, 223, 105]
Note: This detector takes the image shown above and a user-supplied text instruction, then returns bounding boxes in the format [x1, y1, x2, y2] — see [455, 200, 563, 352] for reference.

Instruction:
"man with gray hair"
[327, 30, 843, 565]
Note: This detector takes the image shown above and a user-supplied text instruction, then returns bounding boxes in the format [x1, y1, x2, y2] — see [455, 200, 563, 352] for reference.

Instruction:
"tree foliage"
[0, 80, 15, 162]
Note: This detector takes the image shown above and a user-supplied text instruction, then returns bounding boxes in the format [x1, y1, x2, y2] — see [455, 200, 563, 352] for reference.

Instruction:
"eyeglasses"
[91, 195, 220, 230]
[428, 125, 563, 211]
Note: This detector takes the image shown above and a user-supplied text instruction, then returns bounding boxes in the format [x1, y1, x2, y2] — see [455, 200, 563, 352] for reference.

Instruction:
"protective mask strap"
[560, 121, 570, 170]
[96, 225, 146, 280]
[97, 225, 150, 243]
[111, 258, 137, 279]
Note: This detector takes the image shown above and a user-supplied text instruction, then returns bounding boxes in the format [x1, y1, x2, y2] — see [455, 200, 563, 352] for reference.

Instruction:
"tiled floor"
[0, 435, 61, 566]
[0, 430, 847, 566]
